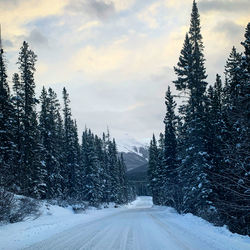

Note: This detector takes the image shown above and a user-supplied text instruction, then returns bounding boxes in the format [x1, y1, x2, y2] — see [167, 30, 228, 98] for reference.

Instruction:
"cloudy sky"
[1, 0, 249, 143]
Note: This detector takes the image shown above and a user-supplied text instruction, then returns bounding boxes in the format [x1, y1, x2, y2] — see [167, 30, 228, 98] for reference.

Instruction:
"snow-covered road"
[22, 197, 249, 250]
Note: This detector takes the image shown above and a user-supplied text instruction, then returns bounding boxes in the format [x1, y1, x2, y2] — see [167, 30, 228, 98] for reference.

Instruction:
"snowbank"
[0, 196, 249, 250]
[0, 202, 125, 250]
[151, 205, 250, 250]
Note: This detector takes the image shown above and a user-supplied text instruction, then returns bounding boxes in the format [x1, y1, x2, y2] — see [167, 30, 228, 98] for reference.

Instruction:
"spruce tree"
[148, 134, 161, 205]
[173, 0, 212, 215]
[120, 153, 128, 204]
[39, 87, 63, 199]
[11, 73, 24, 191]
[0, 43, 14, 190]
[62, 87, 82, 200]
[218, 27, 250, 235]
[174, 33, 193, 92]
[101, 132, 112, 203]
[82, 129, 101, 206]
[18, 41, 46, 198]
[163, 87, 178, 208]
[108, 139, 120, 203]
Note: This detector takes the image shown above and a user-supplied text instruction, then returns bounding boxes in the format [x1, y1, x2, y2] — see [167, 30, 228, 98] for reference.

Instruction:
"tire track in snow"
[148, 213, 191, 250]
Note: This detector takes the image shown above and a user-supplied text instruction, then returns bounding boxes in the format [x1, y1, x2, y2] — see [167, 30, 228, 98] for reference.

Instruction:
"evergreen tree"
[157, 132, 165, 205]
[204, 75, 226, 221]
[217, 27, 250, 235]
[224, 47, 242, 108]
[94, 135, 106, 202]
[11, 73, 24, 191]
[148, 134, 161, 205]
[18, 41, 46, 198]
[0, 44, 14, 190]
[39, 87, 63, 199]
[174, 33, 193, 92]
[82, 129, 101, 206]
[101, 132, 112, 203]
[173, 0, 212, 216]
[163, 87, 179, 208]
[120, 153, 129, 204]
[108, 139, 120, 203]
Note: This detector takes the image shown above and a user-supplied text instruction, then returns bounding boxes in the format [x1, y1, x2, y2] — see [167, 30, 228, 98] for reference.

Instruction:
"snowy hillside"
[117, 134, 149, 171]
[117, 133, 149, 157]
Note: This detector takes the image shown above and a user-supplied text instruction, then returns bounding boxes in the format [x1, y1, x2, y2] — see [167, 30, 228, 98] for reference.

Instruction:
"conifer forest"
[0, 0, 249, 247]
[148, 2, 249, 236]
[0, 40, 135, 206]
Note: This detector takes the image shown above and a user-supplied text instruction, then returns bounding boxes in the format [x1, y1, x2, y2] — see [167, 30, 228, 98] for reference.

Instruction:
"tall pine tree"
[173, 0, 212, 216]
[0, 41, 14, 190]
[18, 41, 46, 198]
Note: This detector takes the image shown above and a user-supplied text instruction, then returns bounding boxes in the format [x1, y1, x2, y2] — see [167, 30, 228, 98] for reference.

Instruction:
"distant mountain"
[126, 163, 150, 196]
[117, 134, 149, 171]
[126, 163, 148, 180]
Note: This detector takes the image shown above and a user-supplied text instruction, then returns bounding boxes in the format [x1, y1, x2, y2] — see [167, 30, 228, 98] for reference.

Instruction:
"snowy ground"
[0, 197, 249, 250]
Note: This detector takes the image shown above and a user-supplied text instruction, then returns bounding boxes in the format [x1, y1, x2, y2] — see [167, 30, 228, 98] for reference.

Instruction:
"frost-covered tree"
[39, 87, 63, 199]
[216, 26, 250, 235]
[62, 87, 82, 200]
[18, 41, 46, 198]
[11, 73, 24, 191]
[82, 129, 101, 206]
[0, 44, 15, 190]
[148, 134, 161, 205]
[173, 0, 212, 216]
[162, 87, 179, 207]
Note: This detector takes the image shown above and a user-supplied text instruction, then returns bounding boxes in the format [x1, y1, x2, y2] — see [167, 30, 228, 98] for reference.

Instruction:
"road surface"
[25, 197, 249, 250]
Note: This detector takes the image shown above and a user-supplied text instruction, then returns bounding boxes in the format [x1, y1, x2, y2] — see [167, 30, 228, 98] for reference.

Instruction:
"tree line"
[0, 41, 135, 206]
[148, 1, 249, 236]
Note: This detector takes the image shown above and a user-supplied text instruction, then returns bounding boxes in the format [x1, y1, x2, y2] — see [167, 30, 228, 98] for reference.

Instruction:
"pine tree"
[11, 73, 24, 191]
[94, 135, 106, 202]
[157, 132, 165, 205]
[163, 87, 179, 208]
[241, 23, 250, 73]
[108, 139, 120, 203]
[204, 75, 226, 220]
[148, 134, 161, 205]
[61, 87, 82, 201]
[0, 43, 15, 190]
[17, 41, 46, 198]
[101, 132, 112, 203]
[217, 26, 250, 235]
[120, 153, 128, 204]
[174, 33, 193, 92]
[173, 0, 212, 216]
[39, 87, 63, 199]
[82, 129, 101, 206]
[224, 47, 242, 108]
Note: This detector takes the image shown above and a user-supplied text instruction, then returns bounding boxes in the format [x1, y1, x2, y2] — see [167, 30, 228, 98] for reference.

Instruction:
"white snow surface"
[0, 196, 249, 250]
[116, 133, 148, 154]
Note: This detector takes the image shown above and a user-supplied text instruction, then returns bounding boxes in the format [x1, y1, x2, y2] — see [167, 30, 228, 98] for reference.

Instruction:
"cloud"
[0, 0, 21, 9]
[67, 0, 115, 20]
[3, 39, 14, 48]
[26, 29, 48, 47]
[137, 2, 162, 29]
[78, 20, 101, 31]
[112, 0, 135, 11]
[214, 21, 243, 39]
[199, 0, 250, 13]
[71, 44, 128, 74]
[0, 0, 68, 47]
